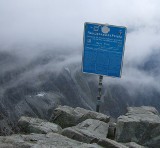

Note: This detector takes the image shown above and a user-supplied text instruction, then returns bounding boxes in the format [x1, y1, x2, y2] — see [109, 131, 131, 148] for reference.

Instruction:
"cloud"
[0, 0, 160, 50]
[0, 0, 160, 91]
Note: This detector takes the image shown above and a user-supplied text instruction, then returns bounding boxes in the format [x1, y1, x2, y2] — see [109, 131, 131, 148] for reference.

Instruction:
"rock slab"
[123, 142, 146, 148]
[62, 119, 127, 148]
[0, 133, 103, 148]
[115, 106, 160, 147]
[62, 119, 109, 143]
[18, 116, 62, 134]
[51, 105, 110, 128]
[97, 138, 128, 148]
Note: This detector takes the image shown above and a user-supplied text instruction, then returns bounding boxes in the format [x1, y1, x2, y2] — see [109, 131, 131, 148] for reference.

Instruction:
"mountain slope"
[0, 50, 160, 135]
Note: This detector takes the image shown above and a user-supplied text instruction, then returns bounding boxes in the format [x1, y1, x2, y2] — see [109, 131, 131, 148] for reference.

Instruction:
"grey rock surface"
[0, 133, 103, 148]
[18, 116, 62, 134]
[115, 106, 160, 147]
[51, 105, 110, 128]
[62, 119, 109, 143]
[97, 138, 128, 148]
[75, 107, 110, 123]
[62, 118, 127, 147]
[123, 142, 146, 148]
[77, 143, 103, 148]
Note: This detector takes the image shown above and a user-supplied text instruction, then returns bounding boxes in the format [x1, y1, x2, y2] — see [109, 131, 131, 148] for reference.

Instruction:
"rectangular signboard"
[82, 22, 127, 77]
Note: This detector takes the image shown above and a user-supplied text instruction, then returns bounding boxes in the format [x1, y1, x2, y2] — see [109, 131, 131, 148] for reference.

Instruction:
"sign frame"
[82, 22, 127, 78]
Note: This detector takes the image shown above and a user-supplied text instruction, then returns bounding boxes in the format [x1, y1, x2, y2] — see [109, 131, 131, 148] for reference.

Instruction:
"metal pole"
[96, 75, 103, 112]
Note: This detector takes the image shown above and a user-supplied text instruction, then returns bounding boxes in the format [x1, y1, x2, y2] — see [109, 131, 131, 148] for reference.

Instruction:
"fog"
[0, 0, 160, 91]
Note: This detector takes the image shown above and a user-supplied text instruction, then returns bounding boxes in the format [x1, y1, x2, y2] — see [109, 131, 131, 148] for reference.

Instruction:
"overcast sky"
[0, 0, 160, 88]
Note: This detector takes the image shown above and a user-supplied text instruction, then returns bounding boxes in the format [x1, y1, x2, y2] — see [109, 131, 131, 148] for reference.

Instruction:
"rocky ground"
[0, 105, 160, 148]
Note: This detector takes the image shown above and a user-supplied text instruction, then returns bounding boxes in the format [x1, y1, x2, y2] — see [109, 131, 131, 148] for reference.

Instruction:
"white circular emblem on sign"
[101, 26, 110, 33]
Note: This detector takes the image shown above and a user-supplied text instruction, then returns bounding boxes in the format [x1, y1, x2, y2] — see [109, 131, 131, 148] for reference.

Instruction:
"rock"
[75, 107, 110, 123]
[77, 143, 103, 148]
[123, 142, 146, 148]
[51, 105, 110, 128]
[0, 133, 102, 148]
[18, 116, 62, 134]
[127, 106, 159, 115]
[61, 118, 126, 147]
[0, 134, 35, 148]
[51, 105, 80, 128]
[62, 119, 109, 143]
[107, 122, 116, 140]
[115, 106, 160, 147]
[97, 138, 128, 148]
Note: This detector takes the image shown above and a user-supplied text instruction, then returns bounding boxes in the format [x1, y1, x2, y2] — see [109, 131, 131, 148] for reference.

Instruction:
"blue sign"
[82, 22, 127, 77]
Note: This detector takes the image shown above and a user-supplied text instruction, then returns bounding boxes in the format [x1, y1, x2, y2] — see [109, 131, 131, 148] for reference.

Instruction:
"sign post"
[82, 22, 127, 112]
[96, 75, 103, 112]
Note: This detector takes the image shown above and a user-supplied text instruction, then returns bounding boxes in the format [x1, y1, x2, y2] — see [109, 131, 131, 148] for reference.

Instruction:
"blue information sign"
[82, 22, 127, 77]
